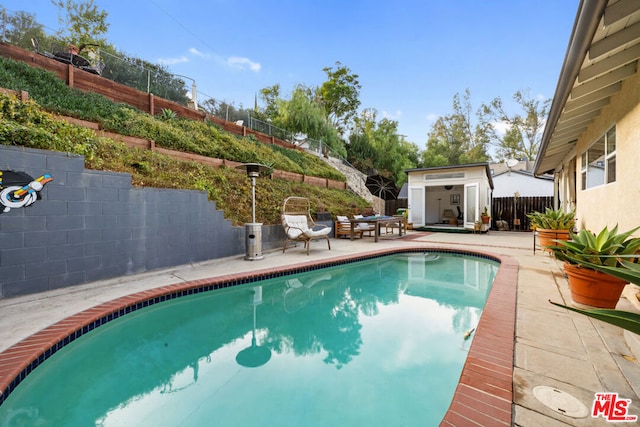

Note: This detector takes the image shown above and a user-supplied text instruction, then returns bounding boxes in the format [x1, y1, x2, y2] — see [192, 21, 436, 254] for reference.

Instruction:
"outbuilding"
[405, 163, 494, 231]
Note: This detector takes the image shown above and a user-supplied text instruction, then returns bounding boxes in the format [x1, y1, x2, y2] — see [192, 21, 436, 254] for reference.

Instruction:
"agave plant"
[551, 225, 640, 267]
[526, 207, 575, 230]
[551, 239, 640, 335]
[158, 108, 177, 121]
[549, 300, 640, 335]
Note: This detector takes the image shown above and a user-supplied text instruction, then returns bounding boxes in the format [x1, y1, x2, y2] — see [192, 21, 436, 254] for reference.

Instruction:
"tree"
[276, 85, 345, 157]
[256, 84, 280, 121]
[347, 109, 379, 174]
[347, 109, 419, 185]
[420, 140, 449, 168]
[318, 61, 361, 137]
[487, 89, 550, 161]
[347, 131, 376, 174]
[0, 9, 48, 50]
[52, 0, 109, 50]
[98, 45, 189, 105]
[424, 89, 492, 166]
[201, 99, 249, 123]
[393, 133, 421, 186]
[495, 125, 523, 160]
[369, 118, 419, 185]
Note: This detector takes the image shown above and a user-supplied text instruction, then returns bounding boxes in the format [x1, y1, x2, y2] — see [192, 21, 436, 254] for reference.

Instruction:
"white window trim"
[581, 125, 615, 190]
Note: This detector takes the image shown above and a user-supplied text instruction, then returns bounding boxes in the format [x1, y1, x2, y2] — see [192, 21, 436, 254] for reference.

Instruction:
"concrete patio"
[0, 230, 639, 425]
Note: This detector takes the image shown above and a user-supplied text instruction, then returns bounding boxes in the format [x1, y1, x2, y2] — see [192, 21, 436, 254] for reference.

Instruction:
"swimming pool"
[0, 248, 516, 426]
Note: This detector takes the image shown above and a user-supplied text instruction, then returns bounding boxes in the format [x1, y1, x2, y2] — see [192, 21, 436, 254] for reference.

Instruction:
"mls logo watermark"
[592, 392, 638, 422]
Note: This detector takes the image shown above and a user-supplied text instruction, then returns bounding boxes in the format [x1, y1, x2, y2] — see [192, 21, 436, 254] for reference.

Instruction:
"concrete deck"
[1, 231, 639, 425]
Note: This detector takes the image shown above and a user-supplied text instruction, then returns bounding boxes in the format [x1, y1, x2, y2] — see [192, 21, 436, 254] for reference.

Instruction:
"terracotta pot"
[481, 215, 490, 224]
[563, 262, 628, 308]
[537, 228, 570, 252]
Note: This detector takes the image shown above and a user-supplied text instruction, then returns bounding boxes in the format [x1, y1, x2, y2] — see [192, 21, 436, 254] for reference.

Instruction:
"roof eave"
[534, 0, 609, 176]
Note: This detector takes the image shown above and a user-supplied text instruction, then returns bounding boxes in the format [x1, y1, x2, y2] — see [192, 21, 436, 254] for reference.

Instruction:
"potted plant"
[550, 258, 640, 335]
[527, 207, 576, 252]
[481, 206, 491, 224]
[551, 225, 640, 308]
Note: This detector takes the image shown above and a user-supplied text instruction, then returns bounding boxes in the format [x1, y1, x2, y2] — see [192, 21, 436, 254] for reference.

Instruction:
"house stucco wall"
[570, 71, 640, 235]
[0, 146, 290, 298]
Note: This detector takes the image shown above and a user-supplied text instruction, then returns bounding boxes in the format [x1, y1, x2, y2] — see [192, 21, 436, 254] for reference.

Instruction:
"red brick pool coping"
[0, 246, 517, 425]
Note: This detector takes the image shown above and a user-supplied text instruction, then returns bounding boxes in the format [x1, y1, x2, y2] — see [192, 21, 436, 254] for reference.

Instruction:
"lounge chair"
[335, 215, 363, 239]
[282, 196, 331, 255]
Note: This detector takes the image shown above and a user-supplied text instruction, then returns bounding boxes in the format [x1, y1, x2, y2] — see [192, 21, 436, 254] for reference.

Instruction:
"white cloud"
[426, 113, 439, 121]
[492, 120, 510, 136]
[157, 56, 189, 65]
[158, 49, 261, 74]
[226, 56, 261, 72]
[158, 49, 260, 73]
[188, 47, 209, 58]
[381, 110, 402, 120]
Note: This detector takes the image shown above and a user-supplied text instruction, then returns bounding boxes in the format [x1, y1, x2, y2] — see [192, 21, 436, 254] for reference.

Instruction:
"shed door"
[409, 187, 424, 226]
[464, 183, 479, 227]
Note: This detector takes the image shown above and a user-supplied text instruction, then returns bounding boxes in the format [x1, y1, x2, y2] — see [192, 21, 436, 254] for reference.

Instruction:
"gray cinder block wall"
[0, 146, 289, 298]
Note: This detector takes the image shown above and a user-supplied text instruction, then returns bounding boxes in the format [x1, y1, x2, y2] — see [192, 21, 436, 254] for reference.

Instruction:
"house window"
[581, 125, 616, 190]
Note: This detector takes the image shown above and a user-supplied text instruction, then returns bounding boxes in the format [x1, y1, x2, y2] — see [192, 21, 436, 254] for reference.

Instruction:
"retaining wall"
[0, 146, 290, 298]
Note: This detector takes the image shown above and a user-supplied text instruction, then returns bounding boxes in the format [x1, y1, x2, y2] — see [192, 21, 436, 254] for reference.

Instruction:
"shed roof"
[405, 162, 494, 189]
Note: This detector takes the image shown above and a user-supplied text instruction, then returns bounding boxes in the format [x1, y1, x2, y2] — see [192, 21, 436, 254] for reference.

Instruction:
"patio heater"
[235, 163, 270, 261]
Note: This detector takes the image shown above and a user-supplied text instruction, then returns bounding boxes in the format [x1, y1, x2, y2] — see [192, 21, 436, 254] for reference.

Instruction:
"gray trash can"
[245, 223, 264, 261]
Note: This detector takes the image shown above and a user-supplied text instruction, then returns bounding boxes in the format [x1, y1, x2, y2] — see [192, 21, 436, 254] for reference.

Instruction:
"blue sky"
[3, 0, 580, 149]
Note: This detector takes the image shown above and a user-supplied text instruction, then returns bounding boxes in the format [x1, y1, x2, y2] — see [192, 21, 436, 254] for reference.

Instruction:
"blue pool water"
[0, 253, 498, 426]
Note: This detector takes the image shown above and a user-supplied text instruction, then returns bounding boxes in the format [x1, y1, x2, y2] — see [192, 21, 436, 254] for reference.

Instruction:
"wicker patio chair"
[282, 197, 331, 255]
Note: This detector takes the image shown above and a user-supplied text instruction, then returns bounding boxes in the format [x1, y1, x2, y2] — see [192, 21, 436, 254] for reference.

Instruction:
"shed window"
[423, 172, 465, 180]
[581, 125, 616, 190]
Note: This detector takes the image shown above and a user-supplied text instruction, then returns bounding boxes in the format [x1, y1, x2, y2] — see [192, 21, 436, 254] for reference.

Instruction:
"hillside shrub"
[0, 93, 365, 224]
[0, 56, 346, 182]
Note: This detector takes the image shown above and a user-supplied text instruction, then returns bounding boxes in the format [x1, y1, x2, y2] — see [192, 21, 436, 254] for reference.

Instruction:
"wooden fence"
[385, 199, 408, 216]
[492, 196, 554, 231]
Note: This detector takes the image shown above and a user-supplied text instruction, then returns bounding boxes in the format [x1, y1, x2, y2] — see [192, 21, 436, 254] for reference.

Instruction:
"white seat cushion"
[303, 227, 331, 238]
[284, 215, 330, 239]
[353, 215, 375, 230]
[284, 215, 309, 238]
